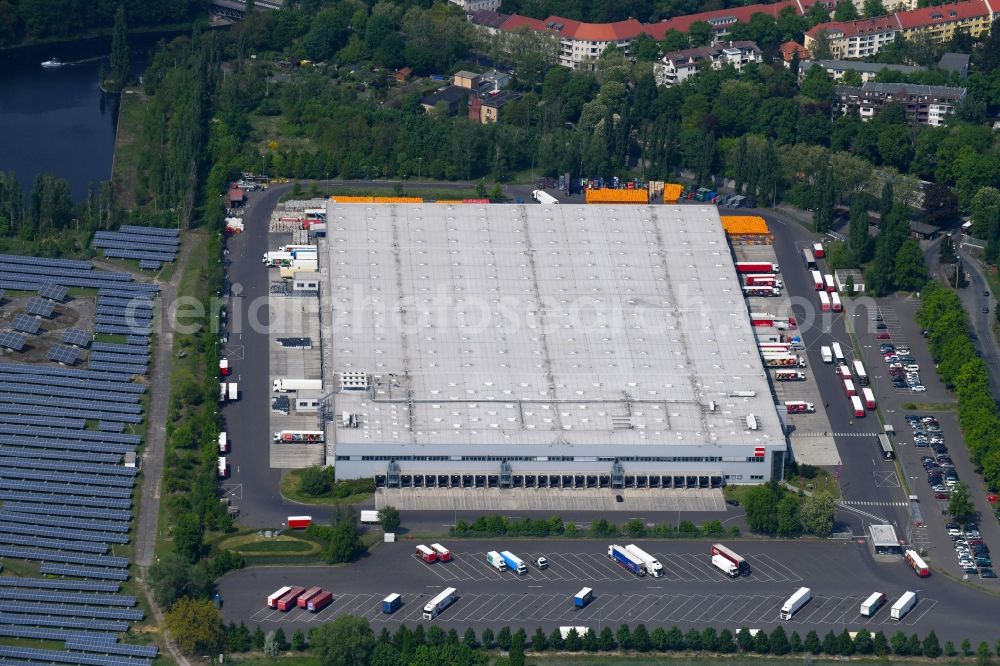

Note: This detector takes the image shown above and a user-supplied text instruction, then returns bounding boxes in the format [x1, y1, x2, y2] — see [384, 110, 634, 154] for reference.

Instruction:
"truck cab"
[533, 556, 548, 569]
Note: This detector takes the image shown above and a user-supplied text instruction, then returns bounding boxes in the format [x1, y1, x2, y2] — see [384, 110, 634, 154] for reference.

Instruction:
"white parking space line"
[493, 593, 538, 622]
[712, 594, 757, 624]
[751, 553, 803, 582]
[418, 559, 461, 582]
[811, 596, 857, 625]
[738, 595, 782, 624]
[879, 598, 938, 626]
[660, 594, 705, 622]
[396, 596, 432, 622]
[595, 594, 639, 621]
[448, 593, 497, 623]
[538, 594, 574, 622]
[249, 607, 280, 622]
[646, 594, 693, 623]
[792, 596, 840, 624]
[304, 594, 355, 623]
[560, 553, 613, 580]
[626, 594, 663, 621]
[689, 595, 737, 623]
[660, 553, 716, 582]
[572, 592, 619, 622]
[531, 555, 580, 581]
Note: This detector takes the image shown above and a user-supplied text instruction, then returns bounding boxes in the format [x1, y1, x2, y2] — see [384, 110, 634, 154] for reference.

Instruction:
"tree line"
[451, 514, 735, 539]
[168, 606, 999, 663]
[0, 0, 199, 46]
[917, 282, 1000, 487]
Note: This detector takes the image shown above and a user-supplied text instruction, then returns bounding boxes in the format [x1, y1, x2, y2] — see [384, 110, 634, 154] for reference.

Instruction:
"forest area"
[0, 0, 199, 46]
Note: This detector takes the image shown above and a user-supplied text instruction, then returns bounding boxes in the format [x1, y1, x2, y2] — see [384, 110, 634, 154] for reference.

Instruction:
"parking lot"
[220, 539, 999, 642]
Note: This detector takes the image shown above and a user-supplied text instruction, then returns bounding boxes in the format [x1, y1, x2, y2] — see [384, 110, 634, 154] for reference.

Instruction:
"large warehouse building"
[323, 202, 787, 489]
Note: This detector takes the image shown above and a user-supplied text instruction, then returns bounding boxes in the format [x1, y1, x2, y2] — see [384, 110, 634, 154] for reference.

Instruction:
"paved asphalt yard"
[220, 539, 1000, 642]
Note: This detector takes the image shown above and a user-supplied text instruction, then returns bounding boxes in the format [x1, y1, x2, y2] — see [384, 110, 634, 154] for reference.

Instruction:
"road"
[219, 538, 1000, 644]
[759, 210, 911, 534]
[956, 243, 1000, 395]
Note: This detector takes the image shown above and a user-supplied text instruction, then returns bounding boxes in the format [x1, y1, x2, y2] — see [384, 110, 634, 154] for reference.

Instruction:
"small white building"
[293, 271, 320, 293]
[654, 41, 762, 87]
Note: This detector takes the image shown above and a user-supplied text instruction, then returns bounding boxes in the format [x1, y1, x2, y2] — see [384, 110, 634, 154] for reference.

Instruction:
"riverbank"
[0, 21, 199, 53]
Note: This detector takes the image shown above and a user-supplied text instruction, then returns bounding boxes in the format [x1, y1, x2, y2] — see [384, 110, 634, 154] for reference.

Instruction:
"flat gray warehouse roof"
[325, 203, 784, 452]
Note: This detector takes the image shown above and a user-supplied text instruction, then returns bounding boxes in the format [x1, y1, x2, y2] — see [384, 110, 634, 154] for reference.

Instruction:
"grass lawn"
[111, 90, 150, 210]
[901, 401, 957, 411]
[279, 469, 373, 506]
[219, 532, 323, 557]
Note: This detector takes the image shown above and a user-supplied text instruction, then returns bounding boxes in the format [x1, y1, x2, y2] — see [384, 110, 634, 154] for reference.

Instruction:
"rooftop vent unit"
[341, 371, 370, 391]
[730, 390, 756, 397]
[746, 414, 758, 431]
[708, 400, 717, 412]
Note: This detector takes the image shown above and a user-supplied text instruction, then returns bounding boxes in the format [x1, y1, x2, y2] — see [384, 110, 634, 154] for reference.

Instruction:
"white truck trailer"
[780, 587, 811, 620]
[273, 378, 323, 392]
[422, 587, 457, 620]
[712, 554, 739, 577]
[624, 544, 663, 577]
[890, 591, 917, 620]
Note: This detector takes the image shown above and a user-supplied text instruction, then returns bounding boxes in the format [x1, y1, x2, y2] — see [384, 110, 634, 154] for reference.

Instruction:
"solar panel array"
[62, 328, 91, 348]
[0, 331, 27, 351]
[24, 297, 55, 318]
[11, 314, 41, 335]
[47, 345, 80, 365]
[93, 226, 179, 266]
[0, 255, 157, 661]
[38, 283, 69, 302]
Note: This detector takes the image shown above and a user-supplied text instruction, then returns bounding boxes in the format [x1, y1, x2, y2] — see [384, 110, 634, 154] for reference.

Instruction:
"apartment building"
[654, 41, 763, 87]
[801, 59, 925, 82]
[835, 82, 967, 126]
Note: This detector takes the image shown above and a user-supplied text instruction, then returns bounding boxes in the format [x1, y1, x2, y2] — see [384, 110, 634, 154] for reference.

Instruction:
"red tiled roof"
[644, 1, 795, 38]
[779, 40, 810, 61]
[805, 15, 900, 39]
[894, 0, 990, 29]
[500, 14, 550, 32]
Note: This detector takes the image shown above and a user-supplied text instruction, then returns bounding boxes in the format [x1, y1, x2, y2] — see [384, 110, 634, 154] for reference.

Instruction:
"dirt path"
[131, 234, 197, 666]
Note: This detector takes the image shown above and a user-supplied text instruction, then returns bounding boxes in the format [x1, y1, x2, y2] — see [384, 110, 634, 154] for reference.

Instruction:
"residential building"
[805, 0, 995, 59]
[938, 52, 971, 77]
[800, 58, 925, 82]
[835, 82, 967, 126]
[448, 0, 501, 12]
[419, 86, 469, 115]
[453, 70, 482, 89]
[466, 8, 510, 34]
[477, 68, 511, 92]
[474, 90, 523, 123]
[653, 41, 763, 87]
[779, 40, 811, 65]
[325, 202, 788, 487]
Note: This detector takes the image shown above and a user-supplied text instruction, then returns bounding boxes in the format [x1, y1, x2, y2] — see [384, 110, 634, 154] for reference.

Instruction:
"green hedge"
[450, 515, 735, 539]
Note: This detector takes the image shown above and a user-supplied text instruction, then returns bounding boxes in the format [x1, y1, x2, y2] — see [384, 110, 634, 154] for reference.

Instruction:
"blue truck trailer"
[500, 550, 527, 574]
[574, 588, 593, 608]
[608, 545, 647, 576]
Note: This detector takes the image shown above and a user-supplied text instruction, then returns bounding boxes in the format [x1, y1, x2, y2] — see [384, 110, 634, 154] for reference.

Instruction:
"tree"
[789, 631, 803, 653]
[109, 5, 129, 90]
[617, 624, 633, 650]
[945, 640, 957, 656]
[834, 1, 859, 20]
[776, 495, 802, 536]
[718, 628, 736, 653]
[311, 616, 375, 666]
[753, 629, 770, 654]
[822, 630, 838, 655]
[597, 626, 616, 650]
[769, 626, 790, 655]
[881, 180, 895, 220]
[907, 633, 923, 657]
[923, 630, 942, 658]
[531, 626, 547, 651]
[949, 481, 976, 522]
[863, 0, 887, 16]
[173, 512, 204, 563]
[370, 643, 404, 666]
[464, 628, 479, 649]
[743, 484, 781, 533]
[563, 628, 582, 651]
[978, 641, 992, 664]
[939, 234, 957, 264]
[923, 182, 960, 228]
[892, 631, 911, 655]
[873, 631, 890, 656]
[632, 624, 651, 651]
[325, 521, 362, 563]
[481, 628, 495, 649]
[273, 628, 289, 651]
[165, 598, 223, 655]
[546, 627, 562, 650]
[854, 628, 873, 654]
[292, 629, 307, 651]
[148, 553, 209, 608]
[253, 625, 266, 650]
[848, 195, 872, 262]
[497, 626, 512, 650]
[684, 627, 702, 651]
[894, 239, 928, 292]
[736, 627, 753, 651]
[800, 490, 836, 536]
[688, 21, 712, 46]
[838, 629, 855, 656]
[809, 29, 833, 59]
[299, 466, 332, 495]
[510, 632, 526, 666]
[963, 638, 973, 656]
[804, 629, 821, 654]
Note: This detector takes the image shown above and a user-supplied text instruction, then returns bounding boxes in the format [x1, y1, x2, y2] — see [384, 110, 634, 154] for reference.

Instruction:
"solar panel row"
[0, 601, 141, 620]
[0, 272, 135, 292]
[64, 638, 158, 659]
[0, 424, 140, 444]
[0, 645, 151, 666]
[0, 369, 145, 393]
[0, 254, 93, 270]
[0, 577, 119, 593]
[0, 533, 107, 554]
[38, 565, 129, 582]
[94, 309, 152, 324]
[9, 503, 131, 522]
[0, 280, 43, 292]
[96, 229, 179, 244]
[98, 288, 157, 299]
[94, 325, 152, 337]
[87, 361, 148, 375]
[93, 234, 180, 248]
[0, 437, 133, 457]
[138, 260, 161, 270]
[0, 405, 141, 425]
[0, 447, 123, 464]
[0, 362, 139, 384]
[11, 314, 41, 334]
[0, 385, 140, 406]
[37, 283, 69, 302]
[94, 314, 152, 327]
[0, 490, 132, 510]
[89, 353, 149, 367]
[0, 547, 128, 569]
[101, 248, 176, 263]
[24, 297, 56, 318]
[0, 610, 128, 631]
[47, 345, 81, 365]
[0, 522, 128, 546]
[61, 328, 92, 348]
[0, 589, 135, 607]
[0, 414, 85, 429]
[93, 240, 177, 255]
[0, 475, 134, 496]
[0, 391, 142, 414]
[0, 625, 117, 643]
[118, 225, 179, 238]
[89, 342, 149, 354]
[98, 422, 126, 433]
[0, 330, 27, 351]
[0, 260, 129, 281]
[0, 457, 137, 478]
[0, 510, 130, 533]
[95, 298, 153, 310]
[125, 336, 150, 346]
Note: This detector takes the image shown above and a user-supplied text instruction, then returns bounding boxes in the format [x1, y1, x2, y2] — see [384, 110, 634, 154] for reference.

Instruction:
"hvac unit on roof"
[746, 414, 758, 431]
[341, 371, 370, 391]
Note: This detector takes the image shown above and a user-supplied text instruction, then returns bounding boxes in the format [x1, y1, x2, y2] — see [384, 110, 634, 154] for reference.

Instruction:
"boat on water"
[41, 58, 63, 68]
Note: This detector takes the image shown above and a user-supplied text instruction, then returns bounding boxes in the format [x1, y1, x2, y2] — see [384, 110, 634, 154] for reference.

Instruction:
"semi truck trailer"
[711, 544, 750, 575]
[890, 591, 917, 620]
[500, 551, 527, 575]
[774, 370, 806, 381]
[267, 586, 292, 608]
[287, 516, 312, 529]
[273, 430, 324, 443]
[307, 590, 333, 612]
[574, 588, 593, 608]
[712, 554, 739, 577]
[735, 262, 780, 273]
[785, 401, 815, 414]
[422, 587, 457, 619]
[625, 544, 663, 577]
[532, 190, 559, 205]
[821, 346, 833, 363]
[764, 355, 806, 368]
[780, 587, 811, 620]
[608, 545, 646, 576]
[297, 587, 323, 608]
[486, 551, 508, 571]
[860, 592, 886, 617]
[273, 378, 323, 392]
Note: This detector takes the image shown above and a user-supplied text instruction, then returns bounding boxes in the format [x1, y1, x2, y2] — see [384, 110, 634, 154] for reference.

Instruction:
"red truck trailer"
[843, 378, 857, 397]
[276, 587, 306, 611]
[813, 242, 825, 258]
[850, 395, 866, 417]
[862, 387, 876, 410]
[735, 261, 779, 273]
[811, 270, 824, 291]
[297, 587, 323, 609]
[287, 516, 312, 529]
[774, 369, 806, 381]
[785, 401, 815, 414]
[308, 590, 334, 612]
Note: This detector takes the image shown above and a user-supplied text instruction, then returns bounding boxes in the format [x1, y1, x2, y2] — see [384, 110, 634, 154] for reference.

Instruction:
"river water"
[0, 34, 171, 201]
